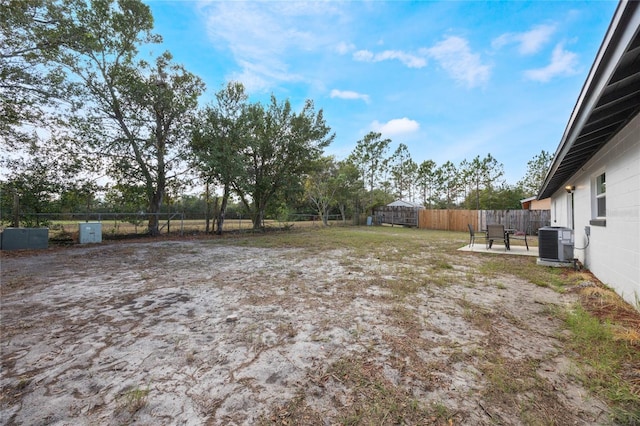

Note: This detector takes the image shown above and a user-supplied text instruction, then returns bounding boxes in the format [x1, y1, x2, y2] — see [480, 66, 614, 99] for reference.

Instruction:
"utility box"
[78, 222, 102, 244]
[538, 226, 574, 262]
[0, 228, 49, 251]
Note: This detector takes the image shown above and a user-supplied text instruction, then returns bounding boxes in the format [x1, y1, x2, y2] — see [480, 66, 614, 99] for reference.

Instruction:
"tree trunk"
[216, 185, 229, 235]
[205, 181, 211, 233]
[252, 206, 265, 230]
[12, 192, 20, 227]
[147, 186, 164, 236]
[322, 207, 329, 226]
[339, 204, 346, 223]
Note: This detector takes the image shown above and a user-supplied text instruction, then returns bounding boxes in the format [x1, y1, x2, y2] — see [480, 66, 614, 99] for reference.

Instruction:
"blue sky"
[145, 0, 618, 185]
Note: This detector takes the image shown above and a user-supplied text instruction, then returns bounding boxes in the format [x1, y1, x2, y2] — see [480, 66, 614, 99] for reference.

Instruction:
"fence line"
[418, 209, 550, 234]
[374, 206, 421, 227]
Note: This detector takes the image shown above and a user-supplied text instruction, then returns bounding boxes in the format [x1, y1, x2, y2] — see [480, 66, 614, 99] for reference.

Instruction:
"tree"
[233, 96, 334, 229]
[50, 1, 204, 235]
[347, 132, 391, 212]
[481, 154, 505, 205]
[460, 154, 504, 209]
[434, 161, 460, 209]
[518, 150, 554, 197]
[0, 0, 70, 146]
[416, 159, 437, 208]
[333, 160, 362, 223]
[191, 82, 248, 234]
[0, 133, 90, 226]
[465, 184, 525, 210]
[305, 156, 349, 226]
[388, 143, 417, 201]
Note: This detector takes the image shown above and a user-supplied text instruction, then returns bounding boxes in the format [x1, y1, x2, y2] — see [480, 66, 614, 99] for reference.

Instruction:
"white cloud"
[423, 36, 491, 88]
[199, 2, 343, 91]
[371, 118, 420, 135]
[353, 49, 427, 68]
[330, 89, 370, 103]
[336, 41, 355, 55]
[492, 24, 557, 55]
[352, 36, 489, 87]
[353, 49, 375, 62]
[524, 43, 579, 82]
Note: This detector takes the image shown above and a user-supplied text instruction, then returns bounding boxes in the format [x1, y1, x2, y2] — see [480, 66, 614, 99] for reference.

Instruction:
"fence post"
[12, 192, 20, 227]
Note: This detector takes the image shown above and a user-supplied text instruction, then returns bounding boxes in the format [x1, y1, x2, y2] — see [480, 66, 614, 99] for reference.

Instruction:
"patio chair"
[467, 224, 487, 247]
[509, 223, 529, 250]
[486, 224, 508, 250]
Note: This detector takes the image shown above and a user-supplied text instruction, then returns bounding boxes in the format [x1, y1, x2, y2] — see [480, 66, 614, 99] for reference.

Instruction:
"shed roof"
[387, 200, 424, 208]
[538, 0, 640, 199]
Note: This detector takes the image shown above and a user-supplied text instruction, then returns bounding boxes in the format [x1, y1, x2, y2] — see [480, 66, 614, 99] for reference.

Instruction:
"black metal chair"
[467, 224, 487, 247]
[487, 224, 508, 250]
[509, 223, 529, 250]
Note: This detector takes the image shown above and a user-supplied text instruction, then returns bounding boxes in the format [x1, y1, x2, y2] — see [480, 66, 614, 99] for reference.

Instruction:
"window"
[590, 171, 606, 226]
[596, 172, 606, 217]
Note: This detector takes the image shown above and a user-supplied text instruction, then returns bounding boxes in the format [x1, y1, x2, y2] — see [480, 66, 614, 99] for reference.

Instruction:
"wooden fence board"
[418, 209, 550, 234]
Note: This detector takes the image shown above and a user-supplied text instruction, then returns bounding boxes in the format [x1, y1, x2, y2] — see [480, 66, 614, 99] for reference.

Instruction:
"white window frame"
[591, 169, 606, 225]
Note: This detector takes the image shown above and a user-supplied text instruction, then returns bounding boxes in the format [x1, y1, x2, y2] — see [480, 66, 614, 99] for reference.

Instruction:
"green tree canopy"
[518, 150, 554, 197]
[191, 81, 248, 233]
[347, 131, 391, 212]
[233, 96, 334, 229]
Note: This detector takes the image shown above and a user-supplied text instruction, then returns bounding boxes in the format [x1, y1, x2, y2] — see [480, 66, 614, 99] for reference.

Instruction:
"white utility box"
[78, 222, 102, 244]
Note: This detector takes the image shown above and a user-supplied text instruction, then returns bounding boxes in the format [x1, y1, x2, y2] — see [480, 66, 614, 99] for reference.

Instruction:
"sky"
[145, 0, 619, 186]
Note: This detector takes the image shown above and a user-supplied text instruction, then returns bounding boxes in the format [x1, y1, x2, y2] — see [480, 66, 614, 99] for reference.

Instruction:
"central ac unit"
[538, 226, 574, 262]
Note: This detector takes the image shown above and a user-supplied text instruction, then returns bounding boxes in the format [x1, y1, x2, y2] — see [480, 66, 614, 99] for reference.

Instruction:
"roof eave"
[538, 0, 640, 200]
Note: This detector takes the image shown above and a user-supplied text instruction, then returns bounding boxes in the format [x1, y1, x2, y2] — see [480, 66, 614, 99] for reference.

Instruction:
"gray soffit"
[538, 0, 640, 200]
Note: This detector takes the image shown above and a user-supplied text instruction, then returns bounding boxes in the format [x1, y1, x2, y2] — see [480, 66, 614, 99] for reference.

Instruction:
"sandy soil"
[0, 238, 611, 425]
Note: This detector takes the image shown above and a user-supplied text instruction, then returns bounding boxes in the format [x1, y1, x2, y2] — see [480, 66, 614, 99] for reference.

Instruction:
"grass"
[12, 223, 638, 424]
[564, 305, 640, 423]
[233, 226, 639, 419]
[118, 385, 150, 415]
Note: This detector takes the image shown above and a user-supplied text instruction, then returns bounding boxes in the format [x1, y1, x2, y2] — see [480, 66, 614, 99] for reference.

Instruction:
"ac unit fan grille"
[539, 229, 559, 260]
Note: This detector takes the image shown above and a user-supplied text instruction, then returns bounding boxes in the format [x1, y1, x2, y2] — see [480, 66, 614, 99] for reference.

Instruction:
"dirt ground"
[0, 235, 615, 425]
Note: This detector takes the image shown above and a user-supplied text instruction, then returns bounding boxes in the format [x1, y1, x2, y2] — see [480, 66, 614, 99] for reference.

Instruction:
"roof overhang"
[538, 0, 640, 199]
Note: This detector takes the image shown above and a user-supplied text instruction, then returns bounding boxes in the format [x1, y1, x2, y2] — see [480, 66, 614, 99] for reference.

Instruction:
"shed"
[374, 200, 424, 227]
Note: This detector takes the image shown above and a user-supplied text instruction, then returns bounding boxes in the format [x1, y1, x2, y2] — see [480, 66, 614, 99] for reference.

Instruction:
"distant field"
[44, 218, 344, 238]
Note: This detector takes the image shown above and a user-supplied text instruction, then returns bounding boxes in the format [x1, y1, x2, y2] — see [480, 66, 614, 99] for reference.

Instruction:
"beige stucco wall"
[530, 198, 551, 210]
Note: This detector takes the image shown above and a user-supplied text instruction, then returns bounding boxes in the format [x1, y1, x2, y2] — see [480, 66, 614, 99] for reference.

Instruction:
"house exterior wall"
[550, 112, 640, 307]
[530, 198, 551, 210]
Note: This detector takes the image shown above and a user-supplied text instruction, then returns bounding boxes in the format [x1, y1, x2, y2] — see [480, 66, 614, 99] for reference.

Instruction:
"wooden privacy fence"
[480, 210, 550, 235]
[418, 209, 477, 232]
[418, 209, 550, 235]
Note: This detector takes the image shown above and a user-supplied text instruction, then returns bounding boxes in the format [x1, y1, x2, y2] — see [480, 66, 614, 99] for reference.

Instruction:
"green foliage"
[462, 184, 527, 210]
[191, 82, 249, 233]
[0, 0, 71, 146]
[388, 143, 418, 201]
[235, 95, 335, 229]
[348, 131, 392, 211]
[416, 159, 437, 208]
[517, 150, 554, 197]
[459, 154, 505, 209]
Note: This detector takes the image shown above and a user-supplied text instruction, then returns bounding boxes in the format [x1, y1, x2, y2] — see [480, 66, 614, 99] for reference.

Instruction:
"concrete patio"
[458, 242, 539, 257]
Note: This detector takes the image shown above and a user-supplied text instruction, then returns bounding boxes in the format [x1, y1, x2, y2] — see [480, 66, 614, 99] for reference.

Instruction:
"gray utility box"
[78, 222, 102, 244]
[0, 228, 49, 251]
[538, 226, 574, 262]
